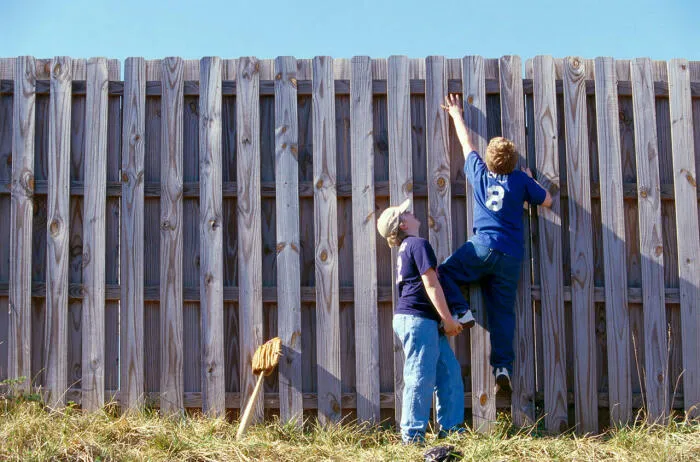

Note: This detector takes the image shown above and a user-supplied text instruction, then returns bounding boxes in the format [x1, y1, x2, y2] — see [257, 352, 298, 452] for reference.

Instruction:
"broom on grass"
[235, 337, 282, 440]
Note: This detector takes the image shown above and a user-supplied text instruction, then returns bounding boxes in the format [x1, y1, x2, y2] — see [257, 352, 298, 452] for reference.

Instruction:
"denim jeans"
[392, 314, 464, 443]
[438, 239, 521, 375]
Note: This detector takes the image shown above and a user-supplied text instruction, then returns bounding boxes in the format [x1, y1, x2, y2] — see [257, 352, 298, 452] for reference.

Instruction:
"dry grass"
[1, 395, 699, 461]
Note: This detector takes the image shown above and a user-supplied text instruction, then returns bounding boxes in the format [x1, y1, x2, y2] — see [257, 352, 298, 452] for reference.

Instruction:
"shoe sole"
[495, 375, 512, 394]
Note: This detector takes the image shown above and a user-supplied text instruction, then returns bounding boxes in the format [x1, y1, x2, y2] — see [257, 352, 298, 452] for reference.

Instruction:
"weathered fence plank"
[121, 57, 146, 411]
[159, 57, 184, 414]
[594, 57, 632, 425]
[237, 57, 264, 424]
[350, 55, 380, 424]
[81, 57, 108, 410]
[498, 54, 536, 426]
[426, 56, 452, 270]
[314, 55, 341, 424]
[9, 56, 35, 393]
[562, 56, 598, 433]
[44, 56, 72, 408]
[533, 55, 568, 433]
[274, 55, 303, 424]
[630, 58, 669, 423]
[667, 58, 700, 418]
[199, 56, 225, 416]
[460, 55, 495, 432]
[387, 55, 413, 426]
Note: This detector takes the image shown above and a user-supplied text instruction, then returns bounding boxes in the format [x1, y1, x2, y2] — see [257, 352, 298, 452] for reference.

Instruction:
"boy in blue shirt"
[439, 94, 553, 393]
[377, 199, 465, 443]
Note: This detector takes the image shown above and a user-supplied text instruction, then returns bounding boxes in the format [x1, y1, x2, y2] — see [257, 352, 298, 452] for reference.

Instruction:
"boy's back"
[465, 150, 546, 259]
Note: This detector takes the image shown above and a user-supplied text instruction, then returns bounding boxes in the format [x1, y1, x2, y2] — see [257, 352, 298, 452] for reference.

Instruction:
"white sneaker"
[438, 310, 476, 334]
[454, 310, 475, 328]
[495, 367, 512, 394]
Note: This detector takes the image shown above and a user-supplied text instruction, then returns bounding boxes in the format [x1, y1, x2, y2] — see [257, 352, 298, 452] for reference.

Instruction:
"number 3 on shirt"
[486, 184, 505, 211]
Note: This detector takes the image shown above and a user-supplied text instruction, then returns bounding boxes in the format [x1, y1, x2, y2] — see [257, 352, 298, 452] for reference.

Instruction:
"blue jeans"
[393, 314, 464, 443]
[438, 240, 521, 375]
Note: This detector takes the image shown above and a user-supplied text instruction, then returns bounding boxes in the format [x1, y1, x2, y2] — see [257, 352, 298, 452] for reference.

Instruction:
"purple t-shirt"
[464, 151, 547, 258]
[395, 236, 440, 321]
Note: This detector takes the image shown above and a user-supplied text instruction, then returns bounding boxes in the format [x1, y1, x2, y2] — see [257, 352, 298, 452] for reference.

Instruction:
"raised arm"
[442, 94, 476, 157]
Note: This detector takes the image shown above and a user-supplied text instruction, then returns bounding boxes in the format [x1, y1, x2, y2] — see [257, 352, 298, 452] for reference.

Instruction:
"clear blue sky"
[1, 0, 698, 62]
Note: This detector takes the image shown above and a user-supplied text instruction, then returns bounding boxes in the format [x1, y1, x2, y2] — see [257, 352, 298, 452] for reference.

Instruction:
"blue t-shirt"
[464, 151, 547, 259]
[395, 236, 441, 321]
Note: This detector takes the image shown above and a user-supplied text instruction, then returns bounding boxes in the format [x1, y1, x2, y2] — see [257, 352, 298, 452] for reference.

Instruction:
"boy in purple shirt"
[439, 94, 552, 393]
[377, 199, 465, 443]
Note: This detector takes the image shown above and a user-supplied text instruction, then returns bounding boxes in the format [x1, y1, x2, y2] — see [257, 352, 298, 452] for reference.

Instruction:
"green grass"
[1, 393, 699, 461]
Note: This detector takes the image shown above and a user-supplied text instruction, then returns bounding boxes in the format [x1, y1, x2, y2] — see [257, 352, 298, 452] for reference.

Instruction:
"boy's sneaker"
[495, 368, 512, 394]
[438, 310, 476, 334]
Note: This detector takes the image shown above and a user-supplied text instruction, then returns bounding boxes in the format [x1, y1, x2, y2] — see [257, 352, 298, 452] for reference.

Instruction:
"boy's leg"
[434, 333, 465, 433]
[438, 240, 489, 315]
[392, 314, 440, 443]
[481, 253, 521, 376]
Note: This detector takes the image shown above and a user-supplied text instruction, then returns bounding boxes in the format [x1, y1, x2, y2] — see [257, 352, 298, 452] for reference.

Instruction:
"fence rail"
[0, 55, 698, 433]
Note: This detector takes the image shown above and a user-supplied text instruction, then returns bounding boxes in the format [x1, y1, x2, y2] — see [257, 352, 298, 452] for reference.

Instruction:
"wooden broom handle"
[236, 373, 265, 440]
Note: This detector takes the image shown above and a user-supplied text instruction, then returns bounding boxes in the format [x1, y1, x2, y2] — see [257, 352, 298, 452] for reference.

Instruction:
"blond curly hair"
[485, 137, 518, 175]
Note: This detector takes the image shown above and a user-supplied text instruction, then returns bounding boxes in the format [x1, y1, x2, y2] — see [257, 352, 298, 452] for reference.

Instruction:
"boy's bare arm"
[442, 94, 476, 157]
[421, 268, 462, 336]
[522, 167, 554, 208]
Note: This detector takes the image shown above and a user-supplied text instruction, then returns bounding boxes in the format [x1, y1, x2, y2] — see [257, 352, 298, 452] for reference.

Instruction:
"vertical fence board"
[105, 59, 121, 398]
[461, 55, 494, 431]
[313, 55, 341, 424]
[9, 56, 35, 392]
[237, 57, 264, 423]
[630, 58, 669, 423]
[387, 55, 413, 425]
[533, 55, 568, 433]
[199, 57, 225, 416]
[562, 56, 598, 433]
[0, 58, 12, 385]
[67, 59, 86, 397]
[275, 56, 303, 424]
[498, 55, 536, 426]
[594, 57, 632, 425]
[81, 57, 108, 410]
[425, 56, 452, 270]
[45, 56, 72, 408]
[667, 59, 700, 418]
[350, 55, 380, 424]
[121, 57, 146, 411]
[159, 57, 184, 414]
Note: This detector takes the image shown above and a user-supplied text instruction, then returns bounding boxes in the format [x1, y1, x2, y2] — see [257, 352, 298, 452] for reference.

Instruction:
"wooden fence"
[0, 55, 698, 434]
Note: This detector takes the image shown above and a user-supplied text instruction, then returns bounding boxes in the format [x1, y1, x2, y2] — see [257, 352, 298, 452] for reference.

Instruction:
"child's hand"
[441, 94, 463, 119]
[443, 317, 463, 336]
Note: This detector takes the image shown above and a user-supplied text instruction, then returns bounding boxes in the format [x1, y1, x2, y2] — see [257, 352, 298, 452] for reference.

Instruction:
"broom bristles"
[252, 337, 282, 375]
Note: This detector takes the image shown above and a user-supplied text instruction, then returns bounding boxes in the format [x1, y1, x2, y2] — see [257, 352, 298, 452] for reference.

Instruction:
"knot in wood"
[655, 245, 663, 257]
[276, 242, 286, 254]
[681, 64, 687, 71]
[316, 178, 324, 189]
[332, 399, 340, 414]
[209, 219, 219, 229]
[121, 172, 129, 182]
[275, 73, 282, 80]
[82, 250, 91, 268]
[467, 95, 474, 105]
[639, 187, 648, 198]
[571, 57, 581, 68]
[161, 220, 172, 231]
[319, 250, 328, 262]
[657, 373, 664, 383]
[49, 219, 61, 237]
[289, 77, 297, 88]
[44, 62, 51, 75]
[436, 176, 447, 190]
[205, 273, 214, 285]
[404, 181, 413, 193]
[53, 63, 62, 76]
[428, 216, 435, 229]
[479, 393, 488, 406]
[6, 154, 11, 166]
